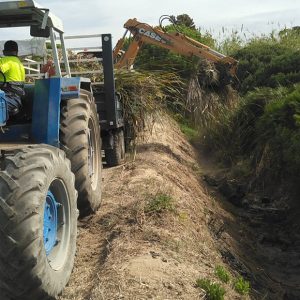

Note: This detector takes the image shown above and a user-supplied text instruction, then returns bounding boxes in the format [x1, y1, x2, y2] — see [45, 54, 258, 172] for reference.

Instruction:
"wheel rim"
[88, 118, 99, 190]
[44, 191, 58, 256]
[43, 179, 71, 271]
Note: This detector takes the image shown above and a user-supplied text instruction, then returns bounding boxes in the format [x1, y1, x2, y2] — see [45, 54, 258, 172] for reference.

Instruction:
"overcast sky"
[1, 0, 300, 47]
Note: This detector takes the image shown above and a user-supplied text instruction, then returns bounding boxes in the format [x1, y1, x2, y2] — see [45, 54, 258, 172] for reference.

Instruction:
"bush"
[231, 28, 300, 94]
[255, 85, 300, 179]
[201, 84, 300, 184]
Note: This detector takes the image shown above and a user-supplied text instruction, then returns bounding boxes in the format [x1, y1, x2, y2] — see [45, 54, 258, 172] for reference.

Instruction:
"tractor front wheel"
[0, 145, 77, 300]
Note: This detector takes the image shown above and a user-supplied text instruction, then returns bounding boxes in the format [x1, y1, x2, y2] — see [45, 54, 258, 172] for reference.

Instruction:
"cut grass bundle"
[186, 70, 239, 128]
[115, 70, 185, 145]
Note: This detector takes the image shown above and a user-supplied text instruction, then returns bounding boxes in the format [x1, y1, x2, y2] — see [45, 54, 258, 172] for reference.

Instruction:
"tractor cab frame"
[0, 0, 70, 77]
[0, 0, 88, 146]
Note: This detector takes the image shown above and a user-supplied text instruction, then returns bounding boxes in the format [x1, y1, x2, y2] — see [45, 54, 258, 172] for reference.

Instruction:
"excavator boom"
[113, 18, 238, 79]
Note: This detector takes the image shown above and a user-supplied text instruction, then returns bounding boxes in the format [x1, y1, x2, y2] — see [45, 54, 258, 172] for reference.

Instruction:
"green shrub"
[255, 85, 300, 179]
[234, 276, 250, 295]
[201, 84, 300, 184]
[232, 29, 300, 94]
[215, 266, 231, 284]
[196, 278, 225, 300]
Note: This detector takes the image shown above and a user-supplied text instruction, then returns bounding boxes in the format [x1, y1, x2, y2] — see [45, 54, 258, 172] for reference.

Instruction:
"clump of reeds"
[186, 65, 239, 128]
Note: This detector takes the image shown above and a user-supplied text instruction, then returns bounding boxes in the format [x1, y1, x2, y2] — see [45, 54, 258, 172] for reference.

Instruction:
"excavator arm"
[113, 18, 238, 80]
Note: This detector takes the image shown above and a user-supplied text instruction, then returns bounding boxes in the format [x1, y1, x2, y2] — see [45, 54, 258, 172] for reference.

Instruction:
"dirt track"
[59, 114, 242, 300]
[59, 113, 300, 300]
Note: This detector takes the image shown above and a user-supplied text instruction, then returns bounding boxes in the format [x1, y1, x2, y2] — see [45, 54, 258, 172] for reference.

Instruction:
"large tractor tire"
[0, 145, 77, 300]
[60, 90, 102, 216]
[105, 129, 125, 167]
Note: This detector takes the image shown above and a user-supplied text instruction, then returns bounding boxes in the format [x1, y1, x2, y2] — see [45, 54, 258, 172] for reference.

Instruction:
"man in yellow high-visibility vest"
[0, 41, 25, 116]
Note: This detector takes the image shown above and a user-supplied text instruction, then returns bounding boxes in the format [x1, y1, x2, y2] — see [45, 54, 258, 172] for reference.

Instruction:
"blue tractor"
[0, 1, 102, 299]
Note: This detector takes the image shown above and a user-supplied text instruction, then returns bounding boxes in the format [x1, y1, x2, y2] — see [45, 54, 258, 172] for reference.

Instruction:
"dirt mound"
[59, 114, 241, 300]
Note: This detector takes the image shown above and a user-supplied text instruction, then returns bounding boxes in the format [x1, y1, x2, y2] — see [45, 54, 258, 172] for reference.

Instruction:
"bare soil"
[59, 114, 243, 300]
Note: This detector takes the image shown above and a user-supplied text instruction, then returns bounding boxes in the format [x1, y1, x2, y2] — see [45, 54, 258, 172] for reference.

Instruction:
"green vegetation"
[234, 41, 300, 94]
[145, 193, 175, 214]
[202, 84, 300, 184]
[199, 26, 300, 189]
[234, 276, 250, 295]
[215, 266, 231, 284]
[170, 14, 196, 29]
[173, 113, 199, 141]
[119, 12, 300, 197]
[179, 123, 198, 140]
[196, 266, 250, 298]
[196, 278, 226, 300]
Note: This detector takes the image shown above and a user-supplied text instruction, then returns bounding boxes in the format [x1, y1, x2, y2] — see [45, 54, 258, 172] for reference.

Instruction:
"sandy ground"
[59, 114, 244, 300]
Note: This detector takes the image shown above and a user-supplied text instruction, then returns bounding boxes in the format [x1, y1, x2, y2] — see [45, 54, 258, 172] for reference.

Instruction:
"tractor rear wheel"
[60, 90, 102, 216]
[0, 145, 77, 300]
[105, 129, 125, 167]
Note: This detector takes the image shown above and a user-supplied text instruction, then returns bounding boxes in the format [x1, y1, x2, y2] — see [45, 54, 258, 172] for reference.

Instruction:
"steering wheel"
[0, 70, 6, 89]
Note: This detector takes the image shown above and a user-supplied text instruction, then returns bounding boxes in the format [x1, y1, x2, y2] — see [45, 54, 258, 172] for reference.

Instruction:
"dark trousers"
[1, 82, 24, 116]
[5, 92, 22, 115]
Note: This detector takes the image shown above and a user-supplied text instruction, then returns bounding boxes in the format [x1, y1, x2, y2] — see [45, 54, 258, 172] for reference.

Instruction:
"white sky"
[0, 0, 300, 47]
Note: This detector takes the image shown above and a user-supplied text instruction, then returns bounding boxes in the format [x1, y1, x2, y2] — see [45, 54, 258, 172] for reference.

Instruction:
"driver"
[0, 40, 25, 116]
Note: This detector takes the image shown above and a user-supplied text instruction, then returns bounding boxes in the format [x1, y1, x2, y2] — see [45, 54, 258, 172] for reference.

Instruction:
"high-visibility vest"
[0, 56, 25, 82]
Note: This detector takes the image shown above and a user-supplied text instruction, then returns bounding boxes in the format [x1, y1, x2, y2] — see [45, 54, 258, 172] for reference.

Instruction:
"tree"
[170, 14, 196, 29]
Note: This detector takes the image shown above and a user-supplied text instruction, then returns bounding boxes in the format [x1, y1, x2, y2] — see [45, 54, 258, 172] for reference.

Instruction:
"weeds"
[234, 276, 250, 295]
[173, 113, 199, 141]
[179, 123, 199, 141]
[196, 278, 225, 300]
[145, 193, 175, 214]
[196, 268, 250, 298]
[215, 266, 231, 284]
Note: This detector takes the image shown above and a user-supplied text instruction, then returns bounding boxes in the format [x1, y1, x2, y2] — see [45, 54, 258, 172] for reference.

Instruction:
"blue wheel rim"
[43, 190, 59, 256]
[43, 179, 71, 271]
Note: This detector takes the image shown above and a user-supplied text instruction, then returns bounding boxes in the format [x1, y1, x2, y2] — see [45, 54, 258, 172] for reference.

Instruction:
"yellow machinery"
[113, 16, 238, 83]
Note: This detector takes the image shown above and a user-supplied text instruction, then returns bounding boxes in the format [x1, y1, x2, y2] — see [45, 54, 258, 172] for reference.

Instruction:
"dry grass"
[186, 73, 239, 128]
[59, 114, 243, 300]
